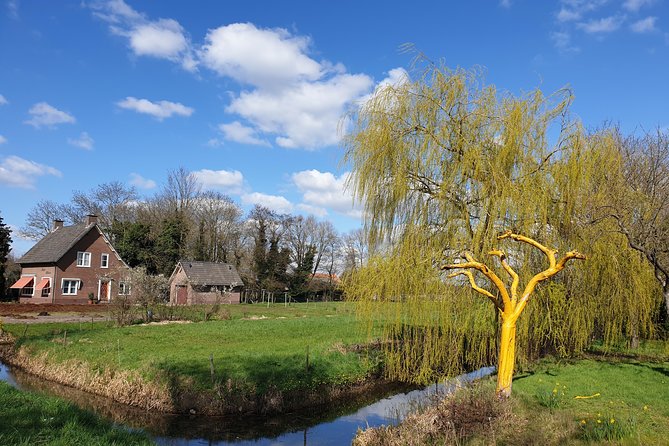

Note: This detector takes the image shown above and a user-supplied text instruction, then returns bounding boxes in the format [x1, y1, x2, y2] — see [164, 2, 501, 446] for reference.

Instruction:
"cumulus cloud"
[193, 168, 244, 193]
[551, 31, 580, 53]
[630, 16, 657, 33]
[0, 155, 62, 189]
[292, 169, 362, 218]
[129, 173, 156, 189]
[89, 0, 196, 71]
[24, 102, 76, 128]
[219, 121, 270, 147]
[623, 0, 655, 12]
[67, 132, 94, 150]
[0, 135, 6, 145]
[241, 192, 293, 214]
[557, 8, 581, 22]
[577, 16, 625, 33]
[116, 97, 194, 120]
[0, 94, 7, 105]
[7, 0, 18, 20]
[200, 23, 323, 90]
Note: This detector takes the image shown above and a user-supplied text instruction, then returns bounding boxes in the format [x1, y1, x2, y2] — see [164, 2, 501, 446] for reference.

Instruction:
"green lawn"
[0, 381, 154, 446]
[3, 302, 378, 394]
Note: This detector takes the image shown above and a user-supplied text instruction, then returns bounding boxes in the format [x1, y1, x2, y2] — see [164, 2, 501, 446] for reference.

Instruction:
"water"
[0, 360, 495, 445]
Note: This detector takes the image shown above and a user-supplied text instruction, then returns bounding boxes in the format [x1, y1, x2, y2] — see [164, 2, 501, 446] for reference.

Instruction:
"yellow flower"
[643, 405, 649, 411]
[597, 419, 602, 424]
[553, 388, 558, 394]
[610, 418, 615, 424]
[580, 420, 586, 425]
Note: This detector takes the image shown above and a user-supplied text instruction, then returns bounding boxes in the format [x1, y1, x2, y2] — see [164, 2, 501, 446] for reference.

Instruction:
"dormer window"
[101, 253, 109, 268]
[77, 251, 91, 267]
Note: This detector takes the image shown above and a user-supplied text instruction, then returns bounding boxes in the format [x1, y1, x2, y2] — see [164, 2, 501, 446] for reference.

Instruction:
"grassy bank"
[1, 302, 381, 414]
[0, 380, 154, 445]
[356, 342, 669, 445]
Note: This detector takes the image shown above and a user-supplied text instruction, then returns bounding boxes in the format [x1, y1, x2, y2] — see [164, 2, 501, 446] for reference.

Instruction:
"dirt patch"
[0, 303, 109, 325]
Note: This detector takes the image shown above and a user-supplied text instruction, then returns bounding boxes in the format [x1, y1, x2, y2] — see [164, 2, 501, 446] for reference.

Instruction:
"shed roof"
[176, 261, 243, 287]
[18, 223, 94, 265]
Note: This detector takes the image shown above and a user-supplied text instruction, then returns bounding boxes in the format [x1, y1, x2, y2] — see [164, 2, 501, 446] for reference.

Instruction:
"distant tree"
[0, 214, 12, 297]
[20, 199, 69, 240]
[69, 181, 138, 237]
[289, 244, 316, 299]
[160, 167, 201, 215]
[111, 221, 156, 273]
[155, 215, 189, 276]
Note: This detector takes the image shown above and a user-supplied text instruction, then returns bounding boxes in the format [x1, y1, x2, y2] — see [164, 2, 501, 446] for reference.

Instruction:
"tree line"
[6, 167, 370, 299]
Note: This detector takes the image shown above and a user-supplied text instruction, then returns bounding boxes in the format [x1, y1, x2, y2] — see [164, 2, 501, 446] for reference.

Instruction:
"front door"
[99, 280, 111, 302]
[176, 285, 188, 305]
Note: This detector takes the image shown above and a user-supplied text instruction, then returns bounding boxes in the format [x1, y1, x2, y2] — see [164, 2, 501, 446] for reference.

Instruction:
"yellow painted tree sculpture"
[443, 230, 585, 397]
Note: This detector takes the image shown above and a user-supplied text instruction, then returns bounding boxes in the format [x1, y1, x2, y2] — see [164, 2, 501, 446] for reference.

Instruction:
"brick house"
[169, 260, 243, 305]
[11, 215, 129, 304]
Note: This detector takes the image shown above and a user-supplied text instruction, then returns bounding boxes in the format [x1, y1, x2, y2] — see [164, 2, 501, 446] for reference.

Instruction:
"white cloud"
[89, 0, 196, 71]
[499, 0, 512, 8]
[116, 97, 194, 120]
[577, 16, 625, 33]
[0, 135, 6, 145]
[200, 23, 323, 90]
[0, 155, 62, 189]
[551, 31, 580, 53]
[227, 72, 372, 149]
[7, 0, 18, 20]
[241, 192, 293, 214]
[630, 16, 657, 33]
[557, 8, 581, 22]
[219, 121, 270, 147]
[129, 173, 156, 189]
[67, 132, 94, 150]
[623, 0, 654, 12]
[292, 169, 362, 218]
[0, 94, 7, 105]
[24, 102, 76, 128]
[296, 203, 328, 218]
[193, 168, 244, 193]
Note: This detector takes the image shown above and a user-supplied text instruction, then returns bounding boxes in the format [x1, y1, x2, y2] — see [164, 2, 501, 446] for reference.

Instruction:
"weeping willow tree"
[342, 58, 659, 389]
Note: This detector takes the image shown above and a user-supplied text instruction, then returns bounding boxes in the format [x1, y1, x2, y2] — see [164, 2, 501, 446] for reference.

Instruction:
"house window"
[119, 281, 131, 295]
[62, 279, 81, 295]
[39, 277, 51, 297]
[77, 251, 91, 267]
[20, 280, 34, 297]
[101, 253, 109, 268]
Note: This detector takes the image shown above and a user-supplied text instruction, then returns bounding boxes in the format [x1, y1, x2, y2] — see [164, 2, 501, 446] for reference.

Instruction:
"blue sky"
[1, 0, 668, 256]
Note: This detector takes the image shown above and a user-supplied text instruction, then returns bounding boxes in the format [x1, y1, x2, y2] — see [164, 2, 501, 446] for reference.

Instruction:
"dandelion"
[610, 418, 615, 424]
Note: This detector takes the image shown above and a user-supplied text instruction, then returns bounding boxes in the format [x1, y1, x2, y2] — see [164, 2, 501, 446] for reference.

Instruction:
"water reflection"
[1, 361, 494, 445]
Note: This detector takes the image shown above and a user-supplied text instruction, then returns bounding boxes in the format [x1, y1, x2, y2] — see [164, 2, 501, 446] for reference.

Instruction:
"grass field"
[356, 341, 669, 445]
[3, 302, 378, 395]
[0, 381, 154, 446]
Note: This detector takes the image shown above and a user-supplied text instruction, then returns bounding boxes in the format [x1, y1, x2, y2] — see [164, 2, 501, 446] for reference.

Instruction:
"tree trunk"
[496, 319, 517, 398]
[664, 288, 669, 323]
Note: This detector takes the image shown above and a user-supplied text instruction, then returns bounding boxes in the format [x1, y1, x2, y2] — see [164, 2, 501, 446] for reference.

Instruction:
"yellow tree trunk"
[496, 318, 517, 398]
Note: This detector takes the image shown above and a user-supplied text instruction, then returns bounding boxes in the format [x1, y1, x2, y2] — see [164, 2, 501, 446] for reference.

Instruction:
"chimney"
[53, 219, 64, 231]
[86, 214, 98, 226]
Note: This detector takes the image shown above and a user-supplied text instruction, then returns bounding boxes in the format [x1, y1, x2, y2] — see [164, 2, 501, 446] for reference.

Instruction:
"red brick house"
[169, 261, 243, 305]
[11, 215, 129, 304]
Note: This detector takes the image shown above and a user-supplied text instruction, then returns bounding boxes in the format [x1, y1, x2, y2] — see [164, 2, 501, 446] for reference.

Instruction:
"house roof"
[175, 261, 243, 287]
[18, 223, 94, 265]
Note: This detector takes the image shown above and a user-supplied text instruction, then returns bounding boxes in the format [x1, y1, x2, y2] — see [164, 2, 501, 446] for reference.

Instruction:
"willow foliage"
[343, 61, 659, 384]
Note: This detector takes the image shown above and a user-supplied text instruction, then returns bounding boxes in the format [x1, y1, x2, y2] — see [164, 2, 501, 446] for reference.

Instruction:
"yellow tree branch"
[447, 270, 501, 310]
[513, 249, 587, 318]
[442, 252, 511, 309]
[497, 230, 557, 269]
[489, 249, 519, 303]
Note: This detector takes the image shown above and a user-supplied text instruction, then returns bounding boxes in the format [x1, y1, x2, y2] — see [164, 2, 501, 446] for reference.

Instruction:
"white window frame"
[119, 281, 131, 295]
[19, 275, 35, 297]
[62, 279, 81, 295]
[101, 253, 109, 269]
[77, 251, 91, 267]
[40, 277, 52, 297]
